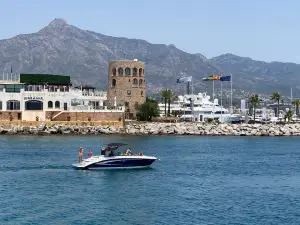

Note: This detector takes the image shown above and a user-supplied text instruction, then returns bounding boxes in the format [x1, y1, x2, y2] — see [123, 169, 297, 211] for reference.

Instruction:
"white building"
[0, 73, 124, 121]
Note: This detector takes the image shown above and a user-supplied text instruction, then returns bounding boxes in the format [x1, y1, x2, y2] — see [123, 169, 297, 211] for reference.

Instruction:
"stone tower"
[107, 59, 146, 118]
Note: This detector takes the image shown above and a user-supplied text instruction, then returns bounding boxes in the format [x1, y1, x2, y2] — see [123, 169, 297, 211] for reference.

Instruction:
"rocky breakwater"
[0, 124, 121, 135]
[1, 122, 300, 136]
[126, 122, 300, 136]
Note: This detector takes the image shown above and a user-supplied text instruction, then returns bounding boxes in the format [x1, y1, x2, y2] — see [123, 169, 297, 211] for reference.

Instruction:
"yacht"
[158, 92, 241, 123]
[72, 143, 157, 170]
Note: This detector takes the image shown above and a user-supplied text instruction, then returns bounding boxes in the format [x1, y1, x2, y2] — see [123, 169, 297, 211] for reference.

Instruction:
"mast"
[291, 87, 293, 111]
[230, 73, 233, 114]
[221, 81, 223, 115]
[213, 80, 215, 114]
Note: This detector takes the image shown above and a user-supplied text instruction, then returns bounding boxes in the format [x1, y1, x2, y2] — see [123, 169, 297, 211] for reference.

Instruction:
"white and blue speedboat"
[72, 143, 157, 170]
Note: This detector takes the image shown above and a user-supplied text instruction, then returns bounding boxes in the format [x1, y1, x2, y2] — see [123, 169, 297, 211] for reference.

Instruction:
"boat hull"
[72, 156, 157, 170]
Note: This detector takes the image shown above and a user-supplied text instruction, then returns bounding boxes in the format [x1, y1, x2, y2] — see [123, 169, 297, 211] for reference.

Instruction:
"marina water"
[1, 135, 300, 224]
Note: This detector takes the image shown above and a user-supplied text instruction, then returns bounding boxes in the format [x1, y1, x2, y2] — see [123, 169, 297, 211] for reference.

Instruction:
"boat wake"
[0, 165, 70, 172]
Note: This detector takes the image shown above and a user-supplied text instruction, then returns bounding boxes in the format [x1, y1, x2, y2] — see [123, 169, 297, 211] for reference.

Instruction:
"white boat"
[159, 92, 241, 123]
[158, 92, 227, 117]
[72, 143, 157, 170]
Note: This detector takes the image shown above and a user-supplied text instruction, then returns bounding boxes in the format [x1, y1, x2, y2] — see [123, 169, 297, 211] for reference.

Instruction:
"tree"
[249, 94, 259, 122]
[285, 110, 293, 122]
[160, 89, 175, 117]
[136, 98, 159, 121]
[160, 89, 168, 117]
[292, 99, 300, 116]
[167, 92, 177, 116]
[271, 92, 281, 118]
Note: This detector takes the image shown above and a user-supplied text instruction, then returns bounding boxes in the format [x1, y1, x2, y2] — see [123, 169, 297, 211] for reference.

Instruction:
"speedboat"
[72, 143, 157, 170]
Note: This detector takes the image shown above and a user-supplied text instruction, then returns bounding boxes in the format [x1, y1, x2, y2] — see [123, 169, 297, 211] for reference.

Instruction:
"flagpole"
[230, 73, 233, 114]
[221, 81, 223, 115]
[192, 77, 194, 121]
[291, 87, 293, 112]
[213, 80, 215, 114]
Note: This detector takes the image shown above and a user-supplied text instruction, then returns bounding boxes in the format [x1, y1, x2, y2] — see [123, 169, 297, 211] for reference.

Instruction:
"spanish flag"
[202, 74, 221, 81]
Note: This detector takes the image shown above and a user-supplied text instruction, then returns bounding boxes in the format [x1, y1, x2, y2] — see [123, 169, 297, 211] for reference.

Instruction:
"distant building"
[0, 73, 123, 121]
[106, 59, 146, 119]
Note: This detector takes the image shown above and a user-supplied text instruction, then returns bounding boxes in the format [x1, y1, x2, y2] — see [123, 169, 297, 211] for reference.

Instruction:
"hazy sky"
[1, 0, 299, 63]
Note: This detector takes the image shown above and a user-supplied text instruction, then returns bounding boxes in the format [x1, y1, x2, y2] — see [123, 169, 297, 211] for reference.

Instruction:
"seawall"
[1, 122, 300, 136]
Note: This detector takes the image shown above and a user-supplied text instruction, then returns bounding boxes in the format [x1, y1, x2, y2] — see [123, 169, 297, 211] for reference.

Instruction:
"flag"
[211, 75, 221, 80]
[203, 75, 220, 81]
[176, 76, 192, 83]
[220, 75, 231, 81]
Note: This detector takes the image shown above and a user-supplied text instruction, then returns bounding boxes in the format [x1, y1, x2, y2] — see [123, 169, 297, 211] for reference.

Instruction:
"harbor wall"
[1, 122, 300, 136]
[0, 111, 123, 122]
[0, 111, 21, 121]
[45, 111, 123, 122]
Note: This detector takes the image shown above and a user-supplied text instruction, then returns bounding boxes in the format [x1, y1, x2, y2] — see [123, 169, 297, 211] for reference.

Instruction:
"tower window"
[133, 68, 138, 76]
[125, 67, 131, 76]
[112, 79, 116, 87]
[141, 91, 144, 96]
[127, 90, 131, 95]
[139, 68, 143, 76]
[139, 79, 143, 86]
[133, 78, 138, 87]
[118, 68, 123, 76]
[112, 68, 116, 76]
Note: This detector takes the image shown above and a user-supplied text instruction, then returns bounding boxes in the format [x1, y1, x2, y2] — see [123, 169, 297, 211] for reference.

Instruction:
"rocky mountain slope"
[0, 18, 299, 97]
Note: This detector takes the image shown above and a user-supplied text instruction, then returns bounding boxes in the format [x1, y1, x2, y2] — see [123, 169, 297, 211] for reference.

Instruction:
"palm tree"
[271, 92, 281, 118]
[292, 99, 300, 116]
[160, 89, 168, 117]
[167, 91, 177, 116]
[285, 110, 293, 122]
[160, 89, 175, 117]
[249, 94, 259, 122]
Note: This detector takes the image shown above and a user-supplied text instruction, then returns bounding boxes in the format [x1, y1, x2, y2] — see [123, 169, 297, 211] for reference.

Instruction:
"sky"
[1, 0, 300, 63]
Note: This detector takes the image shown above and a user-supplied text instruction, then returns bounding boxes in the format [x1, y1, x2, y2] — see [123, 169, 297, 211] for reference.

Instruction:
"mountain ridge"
[0, 18, 299, 97]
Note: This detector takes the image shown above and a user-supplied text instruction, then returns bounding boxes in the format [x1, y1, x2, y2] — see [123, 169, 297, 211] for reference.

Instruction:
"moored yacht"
[159, 92, 241, 123]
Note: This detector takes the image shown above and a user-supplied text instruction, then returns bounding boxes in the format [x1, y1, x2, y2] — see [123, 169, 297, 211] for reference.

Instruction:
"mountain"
[0, 18, 299, 97]
[211, 54, 300, 96]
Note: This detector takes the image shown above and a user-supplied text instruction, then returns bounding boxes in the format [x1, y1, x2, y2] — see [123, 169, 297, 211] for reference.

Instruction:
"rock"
[1, 122, 300, 136]
[48, 128, 58, 134]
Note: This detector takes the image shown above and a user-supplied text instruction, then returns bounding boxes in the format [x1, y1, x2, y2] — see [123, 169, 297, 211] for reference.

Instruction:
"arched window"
[48, 101, 53, 108]
[133, 68, 137, 76]
[6, 100, 20, 110]
[141, 91, 144, 97]
[112, 68, 116, 76]
[25, 100, 43, 110]
[55, 101, 60, 109]
[139, 79, 143, 86]
[125, 67, 131, 76]
[139, 68, 143, 76]
[118, 68, 123, 76]
[112, 79, 116, 87]
[0, 100, 2, 110]
[133, 78, 138, 87]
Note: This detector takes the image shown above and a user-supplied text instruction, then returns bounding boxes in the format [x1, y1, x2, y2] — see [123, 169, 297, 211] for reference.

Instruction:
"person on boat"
[138, 152, 143, 156]
[125, 148, 133, 156]
[88, 150, 93, 157]
[109, 150, 114, 157]
[78, 147, 84, 163]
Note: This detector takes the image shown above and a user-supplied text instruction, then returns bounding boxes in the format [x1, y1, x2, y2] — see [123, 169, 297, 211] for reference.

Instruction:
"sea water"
[1, 135, 300, 225]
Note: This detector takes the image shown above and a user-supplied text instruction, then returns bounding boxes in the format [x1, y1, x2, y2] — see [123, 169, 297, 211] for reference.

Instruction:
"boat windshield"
[101, 143, 128, 156]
